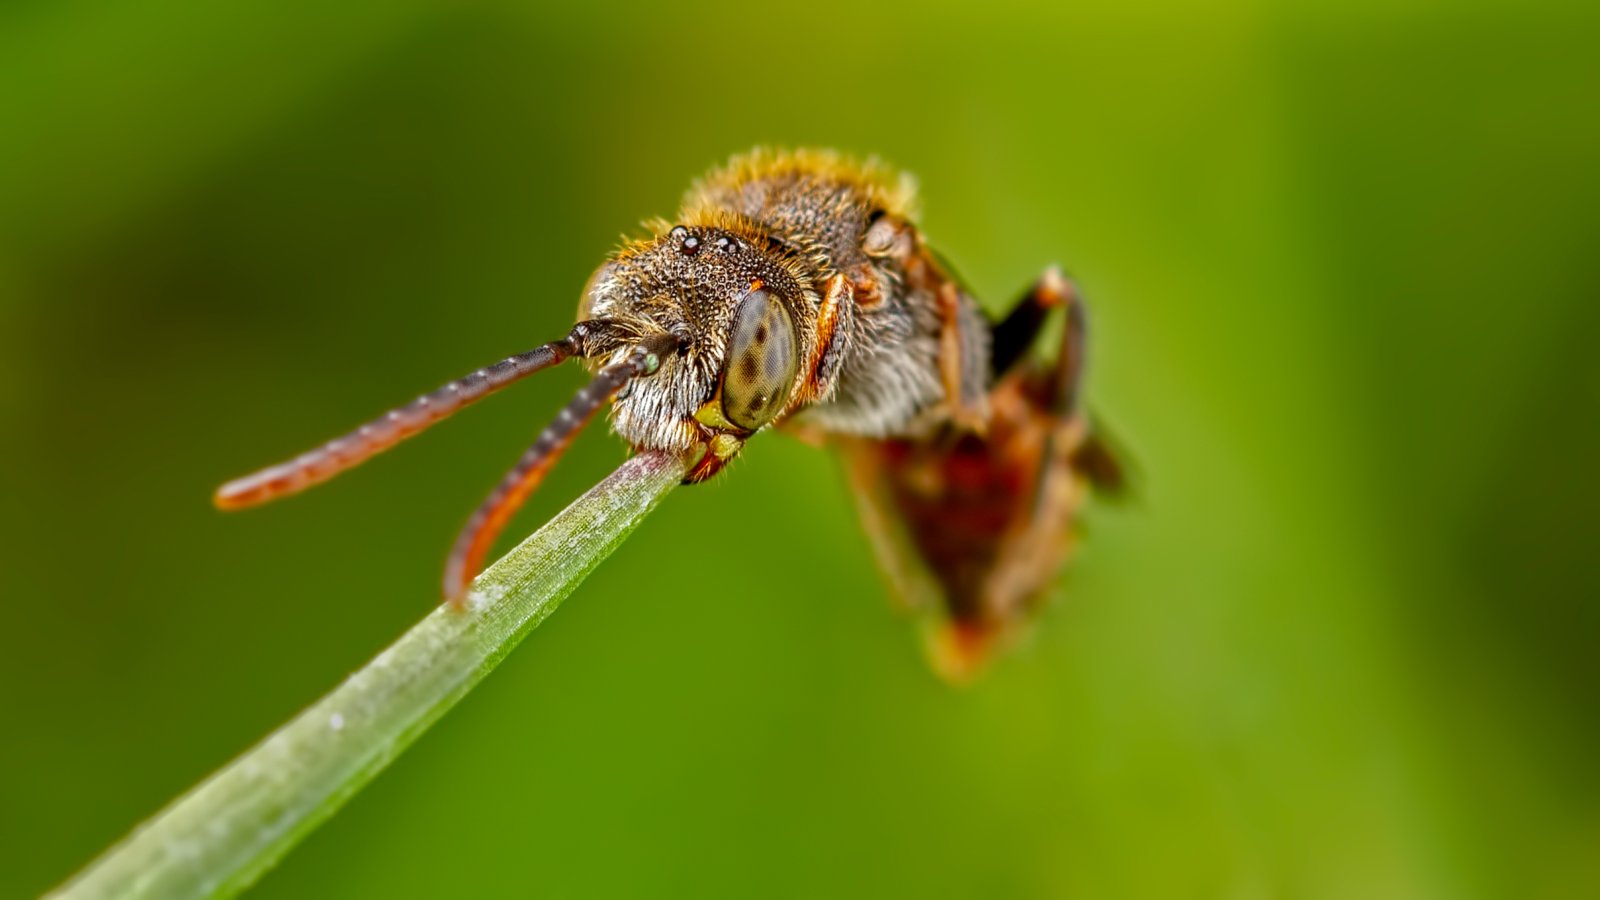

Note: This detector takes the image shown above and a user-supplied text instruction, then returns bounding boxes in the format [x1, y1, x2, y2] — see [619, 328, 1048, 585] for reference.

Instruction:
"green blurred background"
[3, 1, 1597, 897]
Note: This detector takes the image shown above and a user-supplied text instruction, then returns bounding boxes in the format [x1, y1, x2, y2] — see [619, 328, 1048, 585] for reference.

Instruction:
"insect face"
[579, 223, 819, 479]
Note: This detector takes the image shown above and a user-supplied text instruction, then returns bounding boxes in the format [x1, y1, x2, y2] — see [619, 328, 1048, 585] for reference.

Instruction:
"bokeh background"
[3, 1, 1598, 897]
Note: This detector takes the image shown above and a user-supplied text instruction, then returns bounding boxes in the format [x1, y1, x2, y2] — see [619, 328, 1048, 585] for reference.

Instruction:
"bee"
[216, 149, 1123, 678]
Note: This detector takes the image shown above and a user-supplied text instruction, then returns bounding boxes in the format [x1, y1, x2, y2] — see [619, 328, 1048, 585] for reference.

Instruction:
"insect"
[216, 149, 1122, 678]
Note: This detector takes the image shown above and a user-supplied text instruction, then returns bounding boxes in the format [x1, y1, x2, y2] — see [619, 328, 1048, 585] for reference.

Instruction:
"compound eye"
[721, 287, 798, 431]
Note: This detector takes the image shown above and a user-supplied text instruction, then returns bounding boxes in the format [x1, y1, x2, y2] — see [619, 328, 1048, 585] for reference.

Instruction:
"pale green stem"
[50, 449, 690, 900]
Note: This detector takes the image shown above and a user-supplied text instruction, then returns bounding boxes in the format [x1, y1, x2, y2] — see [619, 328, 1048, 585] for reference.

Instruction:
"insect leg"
[1012, 273, 1124, 495]
[798, 273, 854, 403]
[1047, 278, 1087, 417]
[988, 266, 1079, 384]
[936, 282, 990, 430]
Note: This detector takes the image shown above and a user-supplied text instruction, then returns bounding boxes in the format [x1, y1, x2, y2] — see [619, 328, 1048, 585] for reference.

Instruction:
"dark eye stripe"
[722, 288, 798, 431]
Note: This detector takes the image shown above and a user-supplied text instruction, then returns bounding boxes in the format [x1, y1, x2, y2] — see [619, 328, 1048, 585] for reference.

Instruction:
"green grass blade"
[49, 449, 690, 900]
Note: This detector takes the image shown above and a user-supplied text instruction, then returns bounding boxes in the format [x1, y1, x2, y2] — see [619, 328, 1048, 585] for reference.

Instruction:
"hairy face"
[578, 225, 818, 452]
